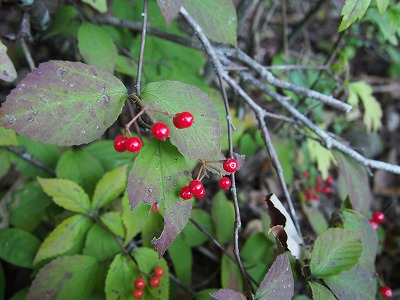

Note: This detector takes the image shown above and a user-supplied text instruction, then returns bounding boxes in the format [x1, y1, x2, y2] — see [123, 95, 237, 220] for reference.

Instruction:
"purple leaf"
[127, 139, 192, 257]
[0, 40, 17, 82]
[211, 289, 246, 300]
[0, 61, 127, 146]
[256, 254, 294, 300]
[157, 0, 183, 26]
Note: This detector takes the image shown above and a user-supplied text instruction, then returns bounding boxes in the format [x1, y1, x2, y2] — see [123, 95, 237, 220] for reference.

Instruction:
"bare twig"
[20, 38, 35, 71]
[135, 0, 148, 96]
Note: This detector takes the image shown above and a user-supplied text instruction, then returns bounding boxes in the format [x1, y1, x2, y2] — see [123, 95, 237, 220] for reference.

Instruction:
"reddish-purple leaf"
[256, 254, 294, 300]
[127, 139, 192, 257]
[0, 61, 127, 146]
[211, 289, 246, 300]
[157, 0, 183, 26]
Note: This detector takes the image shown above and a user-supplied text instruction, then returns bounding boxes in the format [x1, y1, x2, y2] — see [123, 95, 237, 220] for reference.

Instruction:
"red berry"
[325, 176, 334, 185]
[173, 112, 194, 129]
[322, 186, 331, 195]
[315, 186, 323, 193]
[126, 137, 142, 153]
[152, 122, 169, 140]
[303, 171, 310, 178]
[154, 266, 165, 277]
[315, 177, 323, 186]
[195, 187, 206, 199]
[149, 276, 160, 288]
[189, 180, 204, 196]
[372, 211, 385, 224]
[219, 177, 231, 190]
[133, 289, 144, 299]
[380, 286, 393, 299]
[305, 194, 311, 201]
[114, 135, 126, 152]
[134, 278, 146, 289]
[151, 202, 159, 212]
[179, 186, 192, 200]
[223, 158, 238, 173]
[306, 188, 313, 197]
[312, 194, 320, 201]
[369, 219, 378, 231]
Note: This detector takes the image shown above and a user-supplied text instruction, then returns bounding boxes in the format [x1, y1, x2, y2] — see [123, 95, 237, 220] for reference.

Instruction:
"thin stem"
[20, 38, 35, 71]
[135, 0, 148, 96]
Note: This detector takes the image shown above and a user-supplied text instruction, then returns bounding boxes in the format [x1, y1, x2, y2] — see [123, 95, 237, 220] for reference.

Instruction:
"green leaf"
[105, 253, 139, 299]
[127, 139, 192, 257]
[9, 135, 59, 179]
[0, 149, 11, 180]
[211, 191, 235, 245]
[81, 0, 107, 13]
[38, 177, 91, 214]
[347, 81, 382, 132]
[78, 23, 116, 72]
[301, 202, 328, 235]
[271, 134, 294, 184]
[115, 55, 137, 78]
[339, 209, 377, 272]
[221, 255, 243, 291]
[310, 228, 363, 278]
[307, 139, 336, 180]
[83, 223, 120, 261]
[308, 281, 336, 300]
[0, 263, 4, 299]
[43, 5, 79, 39]
[157, 0, 183, 26]
[168, 236, 192, 285]
[28, 255, 98, 300]
[100, 211, 125, 238]
[183, 0, 237, 46]
[141, 81, 221, 159]
[123, 198, 151, 245]
[131, 247, 170, 299]
[181, 208, 213, 247]
[0, 228, 40, 268]
[377, 0, 390, 14]
[83, 140, 134, 171]
[255, 254, 294, 300]
[324, 265, 376, 300]
[9, 288, 29, 300]
[33, 214, 93, 265]
[8, 181, 52, 229]
[0, 127, 17, 146]
[338, 0, 371, 31]
[92, 165, 127, 209]
[0, 61, 127, 146]
[333, 150, 373, 214]
[0, 40, 17, 82]
[56, 149, 104, 197]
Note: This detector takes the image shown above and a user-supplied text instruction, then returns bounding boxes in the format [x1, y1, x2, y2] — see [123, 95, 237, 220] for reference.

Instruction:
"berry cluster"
[132, 266, 165, 299]
[369, 211, 385, 231]
[304, 174, 334, 201]
[379, 286, 393, 299]
[113, 111, 194, 153]
[179, 158, 238, 201]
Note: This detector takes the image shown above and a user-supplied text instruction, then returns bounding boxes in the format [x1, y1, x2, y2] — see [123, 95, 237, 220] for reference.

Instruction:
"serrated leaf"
[221, 254, 243, 291]
[105, 254, 139, 299]
[333, 150, 373, 214]
[338, 0, 371, 31]
[255, 254, 294, 300]
[0, 228, 40, 268]
[0, 40, 17, 82]
[211, 289, 246, 300]
[157, 0, 183, 26]
[56, 149, 104, 197]
[377, 0, 390, 14]
[127, 139, 192, 257]
[100, 211, 125, 238]
[83, 223, 120, 261]
[81, 0, 107, 13]
[38, 178, 91, 213]
[123, 198, 151, 245]
[0, 61, 127, 146]
[131, 247, 169, 299]
[78, 23, 116, 72]
[141, 80, 220, 159]
[340, 210, 377, 272]
[181, 208, 213, 247]
[183, 0, 237, 46]
[307, 139, 336, 180]
[212, 191, 235, 245]
[310, 228, 362, 278]
[308, 281, 336, 300]
[168, 236, 192, 285]
[33, 214, 92, 265]
[28, 255, 98, 300]
[324, 265, 376, 300]
[92, 165, 127, 209]
[0, 127, 17, 146]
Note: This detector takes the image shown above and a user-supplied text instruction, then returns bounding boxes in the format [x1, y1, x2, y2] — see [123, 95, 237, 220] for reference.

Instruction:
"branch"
[135, 0, 148, 95]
